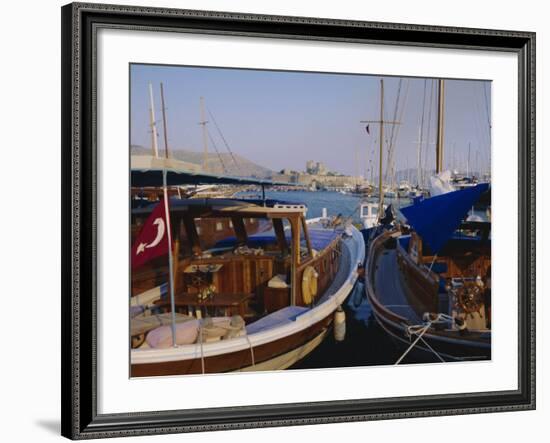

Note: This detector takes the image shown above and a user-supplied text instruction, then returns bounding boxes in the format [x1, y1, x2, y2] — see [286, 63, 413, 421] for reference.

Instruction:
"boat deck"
[370, 240, 491, 352]
[373, 248, 421, 322]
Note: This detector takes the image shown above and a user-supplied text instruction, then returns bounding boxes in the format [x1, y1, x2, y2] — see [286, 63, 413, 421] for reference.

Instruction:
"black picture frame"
[61, 2, 536, 439]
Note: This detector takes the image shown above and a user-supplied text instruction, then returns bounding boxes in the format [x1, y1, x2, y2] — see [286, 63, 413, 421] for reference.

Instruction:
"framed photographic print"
[61, 2, 536, 439]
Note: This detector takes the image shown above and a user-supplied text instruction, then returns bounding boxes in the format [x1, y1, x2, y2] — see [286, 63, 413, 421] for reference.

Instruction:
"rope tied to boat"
[197, 316, 254, 372]
[199, 322, 205, 375]
[395, 313, 453, 365]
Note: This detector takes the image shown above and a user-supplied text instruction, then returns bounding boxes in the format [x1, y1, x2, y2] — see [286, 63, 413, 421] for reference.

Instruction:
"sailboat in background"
[364, 79, 492, 362]
[129, 83, 366, 375]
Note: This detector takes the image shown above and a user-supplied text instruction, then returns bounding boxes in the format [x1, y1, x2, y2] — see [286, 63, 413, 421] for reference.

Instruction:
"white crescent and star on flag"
[136, 218, 165, 255]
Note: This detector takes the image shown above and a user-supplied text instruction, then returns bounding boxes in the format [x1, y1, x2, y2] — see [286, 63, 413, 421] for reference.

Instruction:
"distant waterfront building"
[273, 160, 364, 188]
[305, 160, 328, 176]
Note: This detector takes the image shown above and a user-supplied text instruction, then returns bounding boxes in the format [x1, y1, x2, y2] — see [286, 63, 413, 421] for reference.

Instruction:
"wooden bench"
[154, 292, 254, 318]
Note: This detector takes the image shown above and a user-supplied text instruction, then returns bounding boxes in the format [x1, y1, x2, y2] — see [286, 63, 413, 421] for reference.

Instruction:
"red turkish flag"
[131, 198, 170, 269]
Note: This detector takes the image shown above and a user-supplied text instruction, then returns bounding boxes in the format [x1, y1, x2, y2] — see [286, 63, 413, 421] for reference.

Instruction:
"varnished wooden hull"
[365, 230, 491, 362]
[396, 243, 439, 316]
[370, 307, 491, 361]
[130, 221, 365, 377]
[131, 314, 332, 376]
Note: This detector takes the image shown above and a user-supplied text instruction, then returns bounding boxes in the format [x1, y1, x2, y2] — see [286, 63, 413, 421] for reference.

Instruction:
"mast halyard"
[159, 82, 177, 347]
[199, 96, 209, 172]
[436, 79, 445, 174]
[415, 126, 421, 188]
[148, 83, 159, 158]
[467, 142, 471, 177]
[160, 82, 170, 159]
[379, 79, 384, 215]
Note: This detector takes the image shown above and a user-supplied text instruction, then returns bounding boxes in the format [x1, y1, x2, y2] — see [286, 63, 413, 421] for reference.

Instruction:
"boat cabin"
[131, 199, 342, 323]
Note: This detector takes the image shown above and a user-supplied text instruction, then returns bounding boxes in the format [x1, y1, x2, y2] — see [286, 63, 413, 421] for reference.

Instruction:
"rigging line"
[423, 79, 436, 183]
[475, 84, 491, 154]
[482, 82, 492, 141]
[422, 78, 428, 187]
[206, 128, 228, 173]
[471, 87, 484, 155]
[390, 79, 410, 180]
[206, 107, 243, 175]
[483, 84, 492, 172]
[472, 86, 490, 167]
[385, 79, 402, 184]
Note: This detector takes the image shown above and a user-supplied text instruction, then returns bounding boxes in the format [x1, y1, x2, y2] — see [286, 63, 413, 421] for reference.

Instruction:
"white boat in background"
[397, 181, 411, 198]
[359, 201, 386, 229]
[383, 188, 397, 199]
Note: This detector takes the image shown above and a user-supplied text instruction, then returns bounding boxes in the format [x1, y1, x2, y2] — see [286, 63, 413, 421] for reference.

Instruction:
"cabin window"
[228, 220, 233, 228]
[372, 207, 379, 215]
[215, 221, 223, 231]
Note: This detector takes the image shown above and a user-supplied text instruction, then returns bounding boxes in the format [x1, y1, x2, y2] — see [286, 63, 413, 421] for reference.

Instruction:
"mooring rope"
[394, 313, 452, 365]
[245, 334, 256, 367]
[196, 319, 253, 371]
[199, 323, 205, 375]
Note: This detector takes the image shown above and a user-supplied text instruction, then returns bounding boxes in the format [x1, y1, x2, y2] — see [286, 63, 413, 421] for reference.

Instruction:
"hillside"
[131, 145, 274, 178]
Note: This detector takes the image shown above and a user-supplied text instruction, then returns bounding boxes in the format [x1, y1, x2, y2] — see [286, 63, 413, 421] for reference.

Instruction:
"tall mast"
[379, 79, 385, 215]
[160, 82, 170, 159]
[435, 79, 445, 173]
[158, 82, 177, 347]
[360, 78, 400, 219]
[416, 126, 421, 187]
[148, 83, 159, 157]
[199, 97, 209, 172]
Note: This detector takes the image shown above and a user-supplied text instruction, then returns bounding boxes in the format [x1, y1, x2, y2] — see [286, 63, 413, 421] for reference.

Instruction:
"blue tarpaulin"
[215, 228, 341, 251]
[400, 183, 489, 254]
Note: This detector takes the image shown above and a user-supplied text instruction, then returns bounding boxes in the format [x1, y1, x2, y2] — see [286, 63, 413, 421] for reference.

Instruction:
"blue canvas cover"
[400, 183, 489, 254]
[215, 228, 341, 251]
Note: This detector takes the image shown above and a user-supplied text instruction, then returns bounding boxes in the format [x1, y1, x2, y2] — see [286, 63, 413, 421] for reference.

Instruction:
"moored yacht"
[365, 184, 491, 361]
[130, 198, 365, 375]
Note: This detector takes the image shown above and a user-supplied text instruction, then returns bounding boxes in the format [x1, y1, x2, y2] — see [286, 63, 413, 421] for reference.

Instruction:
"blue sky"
[130, 64, 491, 178]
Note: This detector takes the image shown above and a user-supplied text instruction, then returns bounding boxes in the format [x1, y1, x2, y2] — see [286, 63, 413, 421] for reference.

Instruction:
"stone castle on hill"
[272, 160, 364, 188]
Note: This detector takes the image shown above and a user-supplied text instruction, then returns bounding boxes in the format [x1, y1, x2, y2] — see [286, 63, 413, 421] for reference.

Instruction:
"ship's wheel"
[454, 281, 484, 316]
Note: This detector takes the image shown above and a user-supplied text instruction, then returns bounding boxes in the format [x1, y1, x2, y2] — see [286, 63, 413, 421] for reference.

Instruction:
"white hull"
[237, 329, 328, 372]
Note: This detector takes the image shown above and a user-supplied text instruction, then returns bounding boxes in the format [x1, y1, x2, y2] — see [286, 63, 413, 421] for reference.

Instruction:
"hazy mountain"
[131, 145, 274, 178]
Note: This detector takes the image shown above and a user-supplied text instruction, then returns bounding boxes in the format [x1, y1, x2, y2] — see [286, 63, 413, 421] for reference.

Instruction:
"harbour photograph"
[129, 64, 492, 377]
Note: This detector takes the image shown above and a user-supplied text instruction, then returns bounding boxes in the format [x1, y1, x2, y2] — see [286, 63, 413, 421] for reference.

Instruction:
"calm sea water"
[237, 189, 438, 367]
[238, 190, 414, 225]
[292, 282, 437, 369]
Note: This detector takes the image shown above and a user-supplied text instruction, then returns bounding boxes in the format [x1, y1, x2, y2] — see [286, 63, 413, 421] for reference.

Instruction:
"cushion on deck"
[267, 274, 289, 289]
[146, 319, 200, 348]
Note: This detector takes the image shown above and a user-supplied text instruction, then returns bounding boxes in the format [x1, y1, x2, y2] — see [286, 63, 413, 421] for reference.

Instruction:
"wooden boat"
[131, 198, 365, 376]
[130, 205, 268, 296]
[365, 184, 491, 361]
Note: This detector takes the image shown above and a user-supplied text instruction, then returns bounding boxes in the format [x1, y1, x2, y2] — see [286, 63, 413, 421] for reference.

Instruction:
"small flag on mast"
[131, 199, 170, 269]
